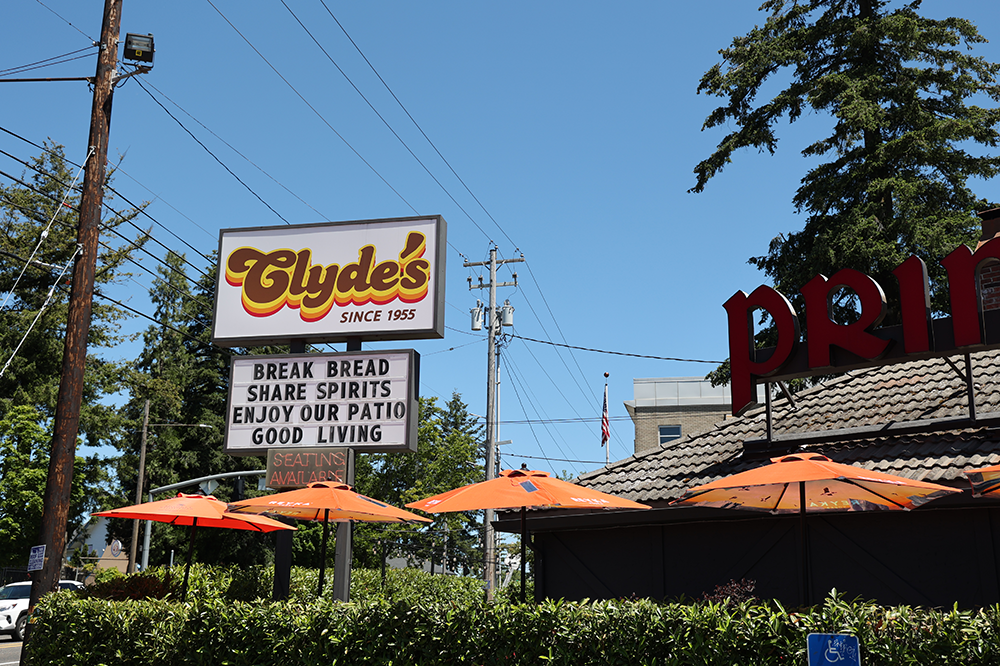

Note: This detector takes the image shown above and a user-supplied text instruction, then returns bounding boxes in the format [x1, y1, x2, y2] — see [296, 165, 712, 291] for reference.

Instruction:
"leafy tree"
[0, 405, 112, 567]
[693, 0, 1000, 384]
[0, 144, 143, 442]
[113, 252, 272, 567]
[352, 393, 484, 574]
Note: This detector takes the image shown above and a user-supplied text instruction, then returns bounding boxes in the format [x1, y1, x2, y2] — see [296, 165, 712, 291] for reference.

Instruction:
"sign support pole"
[333, 337, 361, 601]
[272, 339, 307, 600]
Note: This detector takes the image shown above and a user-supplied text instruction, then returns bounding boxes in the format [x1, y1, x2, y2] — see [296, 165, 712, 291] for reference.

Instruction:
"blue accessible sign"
[807, 633, 860, 665]
[27, 544, 45, 572]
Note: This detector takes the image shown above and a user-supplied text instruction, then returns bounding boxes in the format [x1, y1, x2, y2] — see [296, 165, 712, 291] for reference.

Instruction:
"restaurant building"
[498, 211, 1000, 608]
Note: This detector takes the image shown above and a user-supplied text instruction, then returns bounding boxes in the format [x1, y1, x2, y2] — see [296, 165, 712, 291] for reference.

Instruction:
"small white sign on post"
[27, 545, 45, 572]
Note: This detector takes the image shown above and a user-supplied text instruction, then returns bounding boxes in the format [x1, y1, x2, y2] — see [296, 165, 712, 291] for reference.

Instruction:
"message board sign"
[224, 350, 419, 455]
[266, 447, 349, 489]
[212, 216, 446, 347]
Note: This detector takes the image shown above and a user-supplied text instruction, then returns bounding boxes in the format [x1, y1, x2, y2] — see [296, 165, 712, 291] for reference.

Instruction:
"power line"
[0, 146, 91, 311]
[506, 453, 607, 466]
[133, 77, 292, 225]
[0, 147, 210, 286]
[319, 1, 517, 249]
[0, 167, 214, 317]
[421, 339, 484, 356]
[0, 247, 79, 380]
[135, 77, 330, 222]
[32, 0, 96, 42]
[0, 46, 97, 77]
[0, 126, 214, 270]
[499, 346, 581, 476]
[512, 333, 724, 364]
[281, 0, 492, 243]
[205, 0, 419, 215]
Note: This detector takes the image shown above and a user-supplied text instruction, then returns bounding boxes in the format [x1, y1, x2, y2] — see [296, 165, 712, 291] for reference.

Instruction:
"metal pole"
[142, 494, 153, 570]
[26, 0, 121, 646]
[799, 481, 809, 606]
[332, 447, 356, 601]
[317, 508, 330, 596]
[128, 399, 150, 573]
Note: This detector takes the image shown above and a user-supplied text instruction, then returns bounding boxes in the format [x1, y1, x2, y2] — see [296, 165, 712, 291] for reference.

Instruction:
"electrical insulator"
[501, 300, 514, 327]
[471, 302, 483, 330]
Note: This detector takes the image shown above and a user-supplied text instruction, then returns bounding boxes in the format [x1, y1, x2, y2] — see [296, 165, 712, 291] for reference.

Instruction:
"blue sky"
[2, 1, 999, 478]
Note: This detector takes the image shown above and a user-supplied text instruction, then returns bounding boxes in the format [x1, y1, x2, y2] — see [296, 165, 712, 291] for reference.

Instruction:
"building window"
[659, 425, 681, 446]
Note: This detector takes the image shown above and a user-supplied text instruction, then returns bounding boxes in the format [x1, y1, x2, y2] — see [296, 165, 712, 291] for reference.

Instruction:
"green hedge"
[25, 587, 1000, 665]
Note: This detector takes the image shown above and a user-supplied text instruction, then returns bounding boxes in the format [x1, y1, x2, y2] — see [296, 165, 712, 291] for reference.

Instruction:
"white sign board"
[212, 216, 446, 347]
[28, 545, 45, 571]
[224, 350, 419, 455]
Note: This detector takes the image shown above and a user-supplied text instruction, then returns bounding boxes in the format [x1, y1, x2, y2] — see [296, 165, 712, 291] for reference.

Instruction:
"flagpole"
[602, 372, 610, 466]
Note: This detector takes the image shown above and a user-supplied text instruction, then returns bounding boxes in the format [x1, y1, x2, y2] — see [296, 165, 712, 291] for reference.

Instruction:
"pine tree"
[693, 0, 1000, 346]
[0, 144, 143, 440]
[352, 393, 484, 573]
[115, 253, 273, 567]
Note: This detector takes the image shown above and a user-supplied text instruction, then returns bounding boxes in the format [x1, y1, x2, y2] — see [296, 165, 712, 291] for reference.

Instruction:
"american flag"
[601, 383, 610, 447]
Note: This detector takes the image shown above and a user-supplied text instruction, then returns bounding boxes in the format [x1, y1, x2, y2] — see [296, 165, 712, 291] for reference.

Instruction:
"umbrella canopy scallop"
[672, 453, 960, 514]
[228, 481, 431, 523]
[406, 468, 650, 513]
[93, 493, 296, 531]
[963, 463, 1000, 497]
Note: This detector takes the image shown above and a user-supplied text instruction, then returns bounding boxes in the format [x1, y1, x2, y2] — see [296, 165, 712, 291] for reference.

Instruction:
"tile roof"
[577, 351, 1000, 502]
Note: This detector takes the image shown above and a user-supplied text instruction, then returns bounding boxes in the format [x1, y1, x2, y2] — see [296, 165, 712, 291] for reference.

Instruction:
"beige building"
[625, 377, 731, 454]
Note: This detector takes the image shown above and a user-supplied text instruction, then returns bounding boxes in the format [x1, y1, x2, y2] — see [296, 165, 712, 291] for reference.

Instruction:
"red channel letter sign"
[726, 238, 1000, 415]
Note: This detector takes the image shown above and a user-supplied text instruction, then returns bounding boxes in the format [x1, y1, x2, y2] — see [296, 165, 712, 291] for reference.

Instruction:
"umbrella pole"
[520, 506, 527, 604]
[318, 509, 330, 597]
[182, 518, 197, 602]
[799, 483, 810, 606]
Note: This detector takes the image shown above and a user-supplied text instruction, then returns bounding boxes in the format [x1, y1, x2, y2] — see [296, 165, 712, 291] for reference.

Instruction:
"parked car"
[0, 580, 83, 641]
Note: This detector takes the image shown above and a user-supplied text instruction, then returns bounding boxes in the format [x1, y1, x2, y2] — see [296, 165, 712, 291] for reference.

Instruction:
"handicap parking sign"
[807, 633, 860, 665]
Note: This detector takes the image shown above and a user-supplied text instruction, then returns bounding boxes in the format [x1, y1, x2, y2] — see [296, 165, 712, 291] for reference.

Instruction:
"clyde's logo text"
[225, 231, 430, 322]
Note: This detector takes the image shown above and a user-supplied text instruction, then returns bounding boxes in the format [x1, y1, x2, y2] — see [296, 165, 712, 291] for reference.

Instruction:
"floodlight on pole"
[123, 33, 154, 64]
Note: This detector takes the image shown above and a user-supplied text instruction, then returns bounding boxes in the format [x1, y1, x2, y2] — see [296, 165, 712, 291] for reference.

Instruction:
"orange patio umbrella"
[671, 453, 961, 604]
[94, 493, 295, 600]
[963, 463, 1000, 497]
[407, 468, 650, 602]
[228, 481, 430, 595]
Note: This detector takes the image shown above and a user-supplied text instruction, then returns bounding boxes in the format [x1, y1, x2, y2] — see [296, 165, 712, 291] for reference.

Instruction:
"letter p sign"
[724, 286, 799, 416]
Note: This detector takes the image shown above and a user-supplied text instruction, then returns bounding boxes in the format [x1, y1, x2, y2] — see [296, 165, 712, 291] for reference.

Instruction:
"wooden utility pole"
[465, 248, 522, 599]
[24, 0, 121, 648]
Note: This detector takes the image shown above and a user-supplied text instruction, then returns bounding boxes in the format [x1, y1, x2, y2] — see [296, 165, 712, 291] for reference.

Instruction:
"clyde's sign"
[212, 216, 446, 347]
[224, 350, 419, 454]
[727, 237, 1000, 416]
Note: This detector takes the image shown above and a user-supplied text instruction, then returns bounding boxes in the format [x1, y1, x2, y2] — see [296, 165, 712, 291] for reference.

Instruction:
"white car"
[0, 580, 84, 641]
